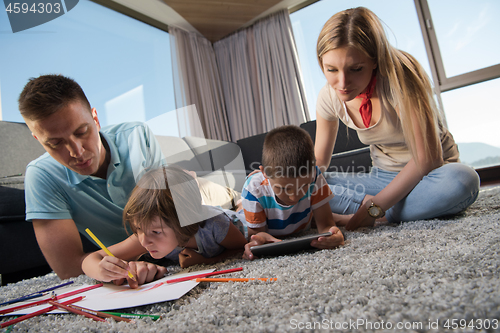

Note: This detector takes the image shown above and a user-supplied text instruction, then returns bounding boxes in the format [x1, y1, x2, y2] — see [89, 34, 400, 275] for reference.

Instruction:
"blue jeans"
[325, 163, 480, 223]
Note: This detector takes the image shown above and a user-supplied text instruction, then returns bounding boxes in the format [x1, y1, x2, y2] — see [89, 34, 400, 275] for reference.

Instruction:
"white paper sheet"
[1, 268, 214, 315]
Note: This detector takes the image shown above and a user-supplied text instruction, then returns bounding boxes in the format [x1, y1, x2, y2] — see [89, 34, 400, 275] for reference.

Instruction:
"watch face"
[368, 203, 384, 218]
[368, 206, 380, 216]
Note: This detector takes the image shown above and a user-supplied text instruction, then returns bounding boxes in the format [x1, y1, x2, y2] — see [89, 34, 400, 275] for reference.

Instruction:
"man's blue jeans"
[325, 163, 480, 223]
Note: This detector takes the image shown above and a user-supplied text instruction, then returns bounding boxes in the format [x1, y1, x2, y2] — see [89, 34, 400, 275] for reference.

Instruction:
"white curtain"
[214, 10, 310, 141]
[169, 27, 232, 141]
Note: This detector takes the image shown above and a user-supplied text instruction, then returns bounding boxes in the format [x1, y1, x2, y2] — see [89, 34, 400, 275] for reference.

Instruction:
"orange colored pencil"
[164, 267, 243, 284]
[195, 278, 277, 282]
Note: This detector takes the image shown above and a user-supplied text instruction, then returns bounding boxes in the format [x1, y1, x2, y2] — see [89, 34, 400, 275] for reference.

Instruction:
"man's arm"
[33, 219, 88, 280]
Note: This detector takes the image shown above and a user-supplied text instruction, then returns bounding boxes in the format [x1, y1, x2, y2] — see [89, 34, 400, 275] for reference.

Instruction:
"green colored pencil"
[101, 312, 161, 321]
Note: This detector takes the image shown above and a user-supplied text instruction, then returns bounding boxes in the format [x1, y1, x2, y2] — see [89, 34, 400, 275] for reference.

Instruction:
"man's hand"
[310, 226, 344, 248]
[243, 232, 281, 260]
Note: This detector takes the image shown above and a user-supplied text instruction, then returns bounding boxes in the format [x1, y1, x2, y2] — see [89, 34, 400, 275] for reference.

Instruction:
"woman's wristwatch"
[367, 200, 385, 218]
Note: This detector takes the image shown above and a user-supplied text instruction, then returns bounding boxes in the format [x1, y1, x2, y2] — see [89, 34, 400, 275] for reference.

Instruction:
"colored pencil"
[0, 283, 103, 315]
[165, 267, 243, 284]
[0, 293, 48, 307]
[101, 311, 161, 321]
[0, 298, 54, 315]
[48, 300, 106, 322]
[54, 283, 103, 300]
[65, 304, 133, 323]
[85, 228, 136, 281]
[195, 278, 277, 282]
[0, 281, 74, 307]
[0, 297, 83, 329]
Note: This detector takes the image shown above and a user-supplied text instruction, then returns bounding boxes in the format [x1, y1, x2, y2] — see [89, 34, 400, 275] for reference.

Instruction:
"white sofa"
[154, 135, 247, 194]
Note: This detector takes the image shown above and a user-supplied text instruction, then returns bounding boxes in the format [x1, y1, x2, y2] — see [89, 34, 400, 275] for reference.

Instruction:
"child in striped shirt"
[242, 125, 344, 260]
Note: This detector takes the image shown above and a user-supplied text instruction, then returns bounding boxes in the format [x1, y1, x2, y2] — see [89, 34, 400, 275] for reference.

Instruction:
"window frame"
[414, 0, 500, 93]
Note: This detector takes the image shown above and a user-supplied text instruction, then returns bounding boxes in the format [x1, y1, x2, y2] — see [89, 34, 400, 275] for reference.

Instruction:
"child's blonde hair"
[261, 125, 315, 179]
[317, 7, 442, 166]
[123, 166, 203, 245]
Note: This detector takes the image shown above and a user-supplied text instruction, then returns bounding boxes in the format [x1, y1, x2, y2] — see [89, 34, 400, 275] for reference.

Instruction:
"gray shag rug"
[1, 185, 499, 332]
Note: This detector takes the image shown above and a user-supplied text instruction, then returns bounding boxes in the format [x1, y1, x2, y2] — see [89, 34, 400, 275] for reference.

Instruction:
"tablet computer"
[250, 232, 332, 257]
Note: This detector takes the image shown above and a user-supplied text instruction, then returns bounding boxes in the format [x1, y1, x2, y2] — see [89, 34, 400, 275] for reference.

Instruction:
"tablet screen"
[250, 232, 332, 257]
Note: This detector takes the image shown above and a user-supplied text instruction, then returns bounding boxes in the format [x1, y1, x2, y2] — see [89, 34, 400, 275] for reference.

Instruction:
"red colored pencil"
[0, 296, 83, 329]
[66, 304, 133, 323]
[0, 283, 103, 315]
[48, 301, 106, 323]
[54, 283, 103, 300]
[165, 267, 243, 284]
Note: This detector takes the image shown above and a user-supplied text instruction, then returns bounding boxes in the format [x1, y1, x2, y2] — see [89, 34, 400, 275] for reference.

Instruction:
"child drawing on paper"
[82, 166, 248, 288]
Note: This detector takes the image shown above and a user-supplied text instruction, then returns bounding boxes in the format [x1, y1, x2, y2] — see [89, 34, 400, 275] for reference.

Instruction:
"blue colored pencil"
[0, 281, 74, 307]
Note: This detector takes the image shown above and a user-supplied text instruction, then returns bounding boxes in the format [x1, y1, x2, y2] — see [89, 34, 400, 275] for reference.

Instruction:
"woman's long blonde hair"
[317, 7, 442, 166]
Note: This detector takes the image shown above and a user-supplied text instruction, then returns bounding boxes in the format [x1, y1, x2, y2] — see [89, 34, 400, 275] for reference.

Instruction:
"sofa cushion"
[155, 135, 204, 172]
[183, 136, 247, 191]
[236, 132, 267, 174]
[0, 176, 26, 221]
[0, 121, 46, 178]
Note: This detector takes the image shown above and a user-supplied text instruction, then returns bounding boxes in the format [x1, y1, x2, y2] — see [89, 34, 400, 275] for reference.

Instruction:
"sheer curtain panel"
[169, 26, 231, 141]
[214, 10, 310, 141]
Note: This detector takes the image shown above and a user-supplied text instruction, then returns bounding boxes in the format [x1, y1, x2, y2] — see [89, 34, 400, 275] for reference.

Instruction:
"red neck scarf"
[356, 74, 377, 128]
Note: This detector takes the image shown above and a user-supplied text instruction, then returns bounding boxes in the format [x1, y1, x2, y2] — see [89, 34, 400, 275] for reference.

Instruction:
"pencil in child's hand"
[85, 228, 136, 281]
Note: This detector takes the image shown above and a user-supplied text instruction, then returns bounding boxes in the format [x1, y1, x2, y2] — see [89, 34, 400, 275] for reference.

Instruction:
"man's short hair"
[18, 74, 91, 121]
[261, 125, 315, 179]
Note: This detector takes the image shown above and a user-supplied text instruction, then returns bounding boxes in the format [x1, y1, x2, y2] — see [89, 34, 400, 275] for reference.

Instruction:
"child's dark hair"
[261, 125, 315, 179]
[123, 166, 203, 245]
[18, 74, 92, 121]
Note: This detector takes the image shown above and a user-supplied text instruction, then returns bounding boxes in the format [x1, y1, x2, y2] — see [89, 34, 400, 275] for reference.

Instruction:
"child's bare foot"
[332, 213, 352, 227]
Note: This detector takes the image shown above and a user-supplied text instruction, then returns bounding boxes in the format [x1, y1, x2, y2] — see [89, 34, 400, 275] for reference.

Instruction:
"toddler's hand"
[97, 256, 131, 284]
[243, 232, 281, 260]
[125, 261, 167, 288]
[311, 226, 344, 249]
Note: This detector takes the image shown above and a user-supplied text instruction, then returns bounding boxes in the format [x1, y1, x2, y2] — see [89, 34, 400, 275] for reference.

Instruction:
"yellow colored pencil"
[85, 228, 136, 281]
[195, 278, 277, 282]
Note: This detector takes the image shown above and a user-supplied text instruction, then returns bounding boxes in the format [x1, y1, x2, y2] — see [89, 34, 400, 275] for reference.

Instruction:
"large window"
[426, 0, 500, 78]
[291, 0, 500, 169]
[419, 0, 500, 168]
[0, 0, 177, 136]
